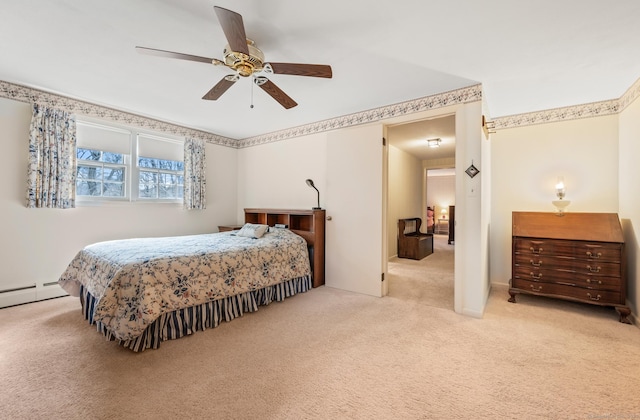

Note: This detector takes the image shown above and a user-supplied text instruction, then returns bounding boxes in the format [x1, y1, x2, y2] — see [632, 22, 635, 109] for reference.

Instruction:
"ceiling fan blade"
[135, 46, 220, 65]
[267, 62, 333, 78]
[255, 77, 297, 109]
[202, 76, 237, 100]
[214, 6, 250, 56]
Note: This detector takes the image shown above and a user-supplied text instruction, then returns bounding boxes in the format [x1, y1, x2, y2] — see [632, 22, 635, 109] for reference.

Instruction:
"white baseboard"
[0, 284, 68, 308]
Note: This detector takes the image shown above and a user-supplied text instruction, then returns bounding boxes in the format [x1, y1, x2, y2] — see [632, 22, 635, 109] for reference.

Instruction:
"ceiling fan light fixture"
[136, 6, 332, 109]
[222, 39, 265, 77]
[427, 138, 442, 148]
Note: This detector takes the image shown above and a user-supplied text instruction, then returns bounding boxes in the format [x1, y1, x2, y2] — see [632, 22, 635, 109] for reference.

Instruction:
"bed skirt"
[79, 275, 312, 352]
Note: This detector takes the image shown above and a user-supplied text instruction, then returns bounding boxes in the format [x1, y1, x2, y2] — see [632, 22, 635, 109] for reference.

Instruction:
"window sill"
[76, 199, 183, 207]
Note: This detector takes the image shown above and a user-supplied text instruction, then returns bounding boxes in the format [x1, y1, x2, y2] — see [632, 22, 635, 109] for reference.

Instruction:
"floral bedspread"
[58, 229, 311, 341]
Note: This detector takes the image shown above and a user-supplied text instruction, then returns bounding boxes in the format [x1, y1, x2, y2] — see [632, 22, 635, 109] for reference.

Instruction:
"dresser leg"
[508, 289, 518, 303]
[616, 306, 632, 324]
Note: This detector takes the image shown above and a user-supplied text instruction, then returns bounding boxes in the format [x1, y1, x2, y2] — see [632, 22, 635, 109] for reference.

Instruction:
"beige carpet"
[388, 234, 454, 310]
[2, 237, 640, 419]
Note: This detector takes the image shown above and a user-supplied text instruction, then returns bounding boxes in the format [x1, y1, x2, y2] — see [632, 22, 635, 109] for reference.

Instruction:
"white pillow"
[234, 223, 268, 239]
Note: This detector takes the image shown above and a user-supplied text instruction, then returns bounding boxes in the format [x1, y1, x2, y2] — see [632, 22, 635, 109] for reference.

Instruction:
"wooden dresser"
[508, 212, 630, 323]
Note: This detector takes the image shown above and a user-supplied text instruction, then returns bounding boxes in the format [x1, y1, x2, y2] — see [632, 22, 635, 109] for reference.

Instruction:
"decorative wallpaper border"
[3, 76, 638, 144]
[0, 79, 482, 148]
[0, 80, 237, 147]
[493, 99, 620, 130]
[238, 85, 483, 148]
[618, 76, 640, 112]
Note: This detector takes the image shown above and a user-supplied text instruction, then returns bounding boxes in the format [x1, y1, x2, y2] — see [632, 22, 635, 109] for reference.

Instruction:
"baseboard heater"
[0, 284, 36, 294]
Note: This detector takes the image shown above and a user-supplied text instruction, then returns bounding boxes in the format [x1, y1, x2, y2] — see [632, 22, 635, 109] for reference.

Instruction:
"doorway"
[385, 114, 456, 309]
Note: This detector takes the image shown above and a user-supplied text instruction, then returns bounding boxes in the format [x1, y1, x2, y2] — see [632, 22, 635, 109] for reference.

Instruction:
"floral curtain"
[183, 137, 206, 210]
[26, 104, 76, 208]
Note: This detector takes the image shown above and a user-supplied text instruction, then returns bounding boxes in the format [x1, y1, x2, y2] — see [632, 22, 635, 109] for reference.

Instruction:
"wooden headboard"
[244, 208, 326, 288]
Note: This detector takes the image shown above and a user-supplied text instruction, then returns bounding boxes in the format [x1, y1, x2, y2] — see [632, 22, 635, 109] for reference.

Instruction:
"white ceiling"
[2, 0, 640, 142]
[388, 115, 456, 161]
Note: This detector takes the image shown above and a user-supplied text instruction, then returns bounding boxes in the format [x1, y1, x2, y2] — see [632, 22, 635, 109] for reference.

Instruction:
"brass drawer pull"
[530, 272, 543, 280]
[530, 285, 543, 292]
[586, 278, 602, 285]
[587, 265, 601, 273]
[586, 251, 602, 259]
[530, 260, 542, 267]
[530, 247, 543, 254]
[587, 293, 601, 301]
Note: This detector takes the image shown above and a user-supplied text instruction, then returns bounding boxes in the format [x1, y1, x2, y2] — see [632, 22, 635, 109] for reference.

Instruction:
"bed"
[58, 208, 326, 351]
[426, 206, 435, 233]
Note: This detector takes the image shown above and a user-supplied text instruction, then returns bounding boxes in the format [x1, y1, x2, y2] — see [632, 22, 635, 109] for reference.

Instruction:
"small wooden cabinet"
[244, 208, 325, 288]
[508, 212, 630, 323]
[398, 218, 433, 260]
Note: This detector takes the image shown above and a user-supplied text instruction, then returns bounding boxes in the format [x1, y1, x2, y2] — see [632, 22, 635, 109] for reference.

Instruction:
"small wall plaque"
[465, 162, 479, 178]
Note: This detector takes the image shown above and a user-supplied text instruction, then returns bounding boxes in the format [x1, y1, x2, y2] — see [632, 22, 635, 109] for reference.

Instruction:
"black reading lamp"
[305, 179, 321, 210]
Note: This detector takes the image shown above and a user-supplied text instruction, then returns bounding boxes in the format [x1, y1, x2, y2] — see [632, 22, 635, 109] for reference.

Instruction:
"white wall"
[454, 101, 487, 317]
[0, 97, 238, 307]
[237, 125, 386, 298]
[489, 114, 620, 287]
[387, 145, 423, 257]
[426, 174, 455, 216]
[236, 132, 327, 221]
[619, 96, 640, 320]
[238, 101, 490, 316]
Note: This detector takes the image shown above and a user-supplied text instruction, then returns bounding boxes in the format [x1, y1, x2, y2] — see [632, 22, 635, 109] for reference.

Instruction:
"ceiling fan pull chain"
[250, 75, 254, 109]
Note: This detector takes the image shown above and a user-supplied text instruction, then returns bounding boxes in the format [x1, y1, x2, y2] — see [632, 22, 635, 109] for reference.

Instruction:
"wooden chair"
[397, 218, 434, 260]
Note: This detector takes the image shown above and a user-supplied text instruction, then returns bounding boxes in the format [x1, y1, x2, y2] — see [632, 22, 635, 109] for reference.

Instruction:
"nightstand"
[218, 225, 242, 232]
[435, 219, 449, 235]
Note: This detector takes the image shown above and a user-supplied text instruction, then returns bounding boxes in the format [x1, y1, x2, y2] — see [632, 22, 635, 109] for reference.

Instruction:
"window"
[75, 120, 184, 203]
[76, 149, 127, 197]
[137, 134, 184, 201]
[138, 157, 184, 199]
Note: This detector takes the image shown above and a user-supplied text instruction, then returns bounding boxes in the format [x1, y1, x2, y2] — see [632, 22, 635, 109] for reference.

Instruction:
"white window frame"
[134, 133, 185, 203]
[76, 151, 129, 201]
[76, 118, 184, 206]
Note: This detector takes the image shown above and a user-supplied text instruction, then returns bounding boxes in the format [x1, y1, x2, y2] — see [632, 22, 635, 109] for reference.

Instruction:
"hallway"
[387, 234, 454, 310]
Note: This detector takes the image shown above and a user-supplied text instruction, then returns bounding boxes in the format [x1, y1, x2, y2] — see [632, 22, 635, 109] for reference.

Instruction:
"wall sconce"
[426, 138, 441, 148]
[440, 208, 448, 219]
[552, 176, 571, 216]
[305, 179, 321, 210]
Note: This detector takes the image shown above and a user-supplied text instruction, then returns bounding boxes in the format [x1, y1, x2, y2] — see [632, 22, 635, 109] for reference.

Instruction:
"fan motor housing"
[223, 39, 264, 77]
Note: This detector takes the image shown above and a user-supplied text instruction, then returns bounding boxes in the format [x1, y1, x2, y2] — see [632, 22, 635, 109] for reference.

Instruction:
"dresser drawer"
[573, 275, 621, 291]
[513, 266, 621, 291]
[573, 261, 621, 277]
[513, 266, 573, 283]
[514, 252, 621, 277]
[514, 254, 575, 271]
[514, 238, 579, 257]
[514, 238, 622, 262]
[575, 243, 622, 263]
[511, 279, 621, 305]
[514, 238, 554, 256]
[515, 273, 620, 289]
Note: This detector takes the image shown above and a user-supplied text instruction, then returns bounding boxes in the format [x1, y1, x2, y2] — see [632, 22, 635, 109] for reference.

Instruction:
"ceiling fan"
[135, 6, 332, 109]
